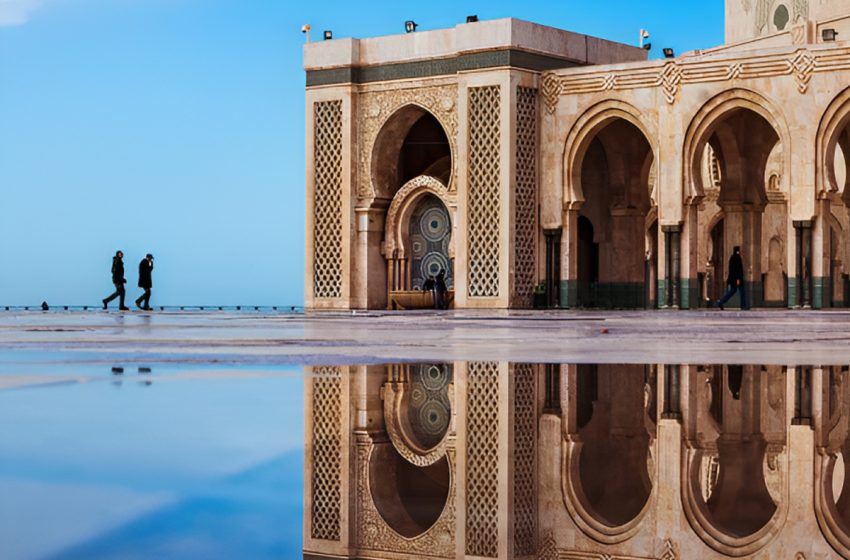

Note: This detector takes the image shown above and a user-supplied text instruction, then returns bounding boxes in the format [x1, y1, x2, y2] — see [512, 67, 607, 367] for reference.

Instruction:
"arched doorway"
[573, 118, 655, 308]
[562, 364, 656, 542]
[683, 365, 788, 555]
[371, 106, 455, 309]
[408, 195, 453, 292]
[690, 102, 785, 309]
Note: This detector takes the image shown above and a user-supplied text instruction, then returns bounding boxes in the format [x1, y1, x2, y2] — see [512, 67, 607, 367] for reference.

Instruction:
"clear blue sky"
[0, 0, 724, 307]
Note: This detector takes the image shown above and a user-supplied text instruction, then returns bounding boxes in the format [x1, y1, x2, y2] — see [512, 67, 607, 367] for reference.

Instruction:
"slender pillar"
[794, 220, 813, 308]
[662, 364, 682, 420]
[544, 229, 562, 308]
[662, 224, 682, 309]
[560, 207, 580, 308]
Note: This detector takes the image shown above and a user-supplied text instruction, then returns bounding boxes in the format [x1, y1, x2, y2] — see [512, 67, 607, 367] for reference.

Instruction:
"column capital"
[793, 219, 814, 229]
[661, 223, 683, 234]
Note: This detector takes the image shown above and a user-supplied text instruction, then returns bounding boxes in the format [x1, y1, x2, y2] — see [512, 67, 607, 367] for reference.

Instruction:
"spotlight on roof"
[642, 42, 652, 51]
[323, 30, 333, 40]
[301, 23, 312, 42]
[663, 47, 675, 58]
[405, 20, 418, 33]
[466, 15, 479, 23]
[823, 28, 839, 42]
[639, 28, 650, 49]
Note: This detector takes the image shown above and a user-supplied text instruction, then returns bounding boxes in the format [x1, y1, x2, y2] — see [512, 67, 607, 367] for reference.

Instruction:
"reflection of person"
[102, 251, 129, 310]
[135, 254, 154, 310]
[435, 269, 448, 310]
[716, 246, 747, 310]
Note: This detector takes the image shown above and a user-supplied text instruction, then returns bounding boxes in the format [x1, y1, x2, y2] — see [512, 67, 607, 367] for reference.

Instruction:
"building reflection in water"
[303, 363, 850, 559]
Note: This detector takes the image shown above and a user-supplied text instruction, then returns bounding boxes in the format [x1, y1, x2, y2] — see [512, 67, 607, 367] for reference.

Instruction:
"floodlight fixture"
[663, 47, 675, 58]
[301, 23, 312, 42]
[643, 42, 652, 51]
[466, 15, 479, 23]
[639, 28, 650, 48]
[323, 30, 333, 40]
[405, 20, 418, 33]
[823, 28, 839, 42]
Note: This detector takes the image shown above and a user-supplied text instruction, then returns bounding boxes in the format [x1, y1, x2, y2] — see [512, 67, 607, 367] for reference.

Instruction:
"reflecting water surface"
[3, 362, 850, 559]
[303, 363, 850, 559]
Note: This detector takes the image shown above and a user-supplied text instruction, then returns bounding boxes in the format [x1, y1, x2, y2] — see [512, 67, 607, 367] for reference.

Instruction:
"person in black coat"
[135, 253, 154, 310]
[716, 245, 748, 310]
[102, 251, 129, 310]
[434, 269, 448, 310]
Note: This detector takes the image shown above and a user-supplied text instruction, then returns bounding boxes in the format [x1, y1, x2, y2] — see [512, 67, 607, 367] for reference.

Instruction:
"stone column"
[560, 207, 580, 308]
[746, 207, 764, 308]
[813, 199, 830, 309]
[354, 206, 388, 309]
[662, 224, 681, 309]
[681, 203, 700, 309]
[544, 230, 562, 308]
[794, 220, 813, 308]
[662, 364, 682, 420]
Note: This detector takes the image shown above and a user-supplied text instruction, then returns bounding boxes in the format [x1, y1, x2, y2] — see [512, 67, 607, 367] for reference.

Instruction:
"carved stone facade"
[306, 5, 850, 311]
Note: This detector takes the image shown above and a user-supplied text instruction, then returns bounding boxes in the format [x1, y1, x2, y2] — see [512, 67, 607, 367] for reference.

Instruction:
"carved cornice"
[543, 46, 850, 108]
[552, 538, 678, 560]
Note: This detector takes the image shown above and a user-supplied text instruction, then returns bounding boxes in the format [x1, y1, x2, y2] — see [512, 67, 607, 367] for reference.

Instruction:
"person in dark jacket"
[434, 269, 448, 310]
[135, 253, 154, 310]
[716, 246, 748, 310]
[102, 251, 129, 310]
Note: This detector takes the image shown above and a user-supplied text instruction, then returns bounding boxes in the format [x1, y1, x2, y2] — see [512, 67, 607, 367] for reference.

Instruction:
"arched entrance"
[686, 93, 789, 309]
[571, 116, 656, 308]
[816, 87, 850, 308]
[683, 365, 788, 556]
[562, 364, 656, 542]
[369, 106, 455, 309]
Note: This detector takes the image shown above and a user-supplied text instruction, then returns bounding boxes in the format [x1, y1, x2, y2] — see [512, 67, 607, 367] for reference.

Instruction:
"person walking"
[102, 251, 129, 310]
[716, 246, 747, 310]
[135, 253, 154, 310]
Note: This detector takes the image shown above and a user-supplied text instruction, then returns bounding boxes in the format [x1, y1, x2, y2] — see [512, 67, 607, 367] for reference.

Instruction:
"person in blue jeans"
[717, 245, 747, 310]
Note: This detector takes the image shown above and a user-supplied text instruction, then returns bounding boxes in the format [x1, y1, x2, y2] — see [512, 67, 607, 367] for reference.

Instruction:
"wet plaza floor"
[2, 311, 850, 559]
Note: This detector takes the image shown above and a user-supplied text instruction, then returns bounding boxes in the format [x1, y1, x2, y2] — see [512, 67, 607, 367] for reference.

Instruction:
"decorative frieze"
[543, 46, 850, 108]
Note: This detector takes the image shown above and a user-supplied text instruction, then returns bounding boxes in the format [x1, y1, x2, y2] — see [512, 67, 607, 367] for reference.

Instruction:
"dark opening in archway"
[399, 113, 451, 186]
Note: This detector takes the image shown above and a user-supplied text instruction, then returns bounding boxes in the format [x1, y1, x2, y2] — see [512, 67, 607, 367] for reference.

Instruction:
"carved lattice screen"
[512, 363, 537, 557]
[465, 361, 500, 557]
[514, 87, 538, 307]
[467, 86, 502, 298]
[311, 367, 342, 540]
[313, 100, 344, 299]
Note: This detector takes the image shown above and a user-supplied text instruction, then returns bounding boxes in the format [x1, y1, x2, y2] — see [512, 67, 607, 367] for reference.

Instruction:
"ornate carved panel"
[514, 88, 539, 308]
[467, 86, 502, 298]
[466, 361, 500, 557]
[311, 367, 342, 540]
[357, 84, 458, 201]
[355, 434, 456, 558]
[513, 363, 537, 557]
[312, 101, 344, 300]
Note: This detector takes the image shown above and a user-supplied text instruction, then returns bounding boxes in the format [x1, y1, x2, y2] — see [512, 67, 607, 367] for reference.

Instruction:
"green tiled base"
[561, 281, 645, 309]
[680, 278, 699, 310]
[787, 277, 798, 308]
[813, 277, 828, 309]
[559, 280, 578, 309]
[657, 280, 666, 309]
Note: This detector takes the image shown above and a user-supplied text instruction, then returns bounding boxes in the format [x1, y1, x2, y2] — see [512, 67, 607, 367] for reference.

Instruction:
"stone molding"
[354, 432, 456, 558]
[547, 537, 678, 559]
[358, 85, 458, 203]
[381, 380, 453, 467]
[542, 44, 850, 110]
[383, 174, 455, 258]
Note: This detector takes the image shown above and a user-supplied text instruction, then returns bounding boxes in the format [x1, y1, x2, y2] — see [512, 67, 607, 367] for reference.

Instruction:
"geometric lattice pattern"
[467, 86, 502, 298]
[312, 100, 344, 299]
[465, 361, 500, 557]
[513, 88, 538, 308]
[512, 363, 537, 557]
[311, 367, 342, 541]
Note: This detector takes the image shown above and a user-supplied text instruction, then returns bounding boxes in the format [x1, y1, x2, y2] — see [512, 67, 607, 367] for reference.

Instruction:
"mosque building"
[304, 1, 850, 310]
